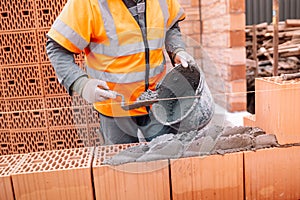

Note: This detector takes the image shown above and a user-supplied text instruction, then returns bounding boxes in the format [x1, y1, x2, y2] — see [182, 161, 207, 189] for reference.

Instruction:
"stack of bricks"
[199, 0, 246, 112]
[0, 0, 101, 156]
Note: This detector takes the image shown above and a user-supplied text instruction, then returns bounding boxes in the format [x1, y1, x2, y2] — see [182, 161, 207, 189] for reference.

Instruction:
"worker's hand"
[82, 79, 117, 103]
[174, 50, 196, 68]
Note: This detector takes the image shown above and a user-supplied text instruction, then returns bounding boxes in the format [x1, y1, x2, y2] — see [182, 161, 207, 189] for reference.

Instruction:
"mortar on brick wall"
[103, 125, 279, 166]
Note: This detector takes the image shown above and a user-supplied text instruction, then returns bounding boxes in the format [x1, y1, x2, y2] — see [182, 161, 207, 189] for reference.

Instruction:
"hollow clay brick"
[10, 129, 50, 154]
[41, 63, 68, 96]
[35, 0, 67, 28]
[0, 31, 39, 65]
[0, 0, 36, 31]
[170, 152, 244, 200]
[48, 126, 89, 150]
[0, 154, 27, 200]
[6, 98, 47, 131]
[87, 124, 103, 147]
[86, 105, 100, 125]
[253, 78, 300, 144]
[12, 147, 94, 200]
[93, 144, 170, 200]
[1, 65, 43, 98]
[244, 146, 300, 200]
[0, 100, 7, 131]
[0, 131, 11, 156]
[45, 96, 87, 127]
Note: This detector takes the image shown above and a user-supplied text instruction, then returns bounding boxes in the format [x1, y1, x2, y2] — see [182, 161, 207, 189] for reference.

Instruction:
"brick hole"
[32, 159, 43, 164]
[0, 163, 9, 168]
[29, 79, 36, 84]
[42, 162, 47, 169]
[1, 12, 8, 17]
[3, 47, 10, 52]
[22, 10, 29, 16]
[24, 45, 32, 51]
[17, 143, 24, 148]
[49, 77, 56, 82]
[70, 156, 81, 160]
[42, 9, 49, 14]
[44, 165, 50, 171]
[8, 80, 14, 85]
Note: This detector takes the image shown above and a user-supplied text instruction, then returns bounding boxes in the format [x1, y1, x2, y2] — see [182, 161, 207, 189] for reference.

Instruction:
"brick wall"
[178, 0, 246, 112]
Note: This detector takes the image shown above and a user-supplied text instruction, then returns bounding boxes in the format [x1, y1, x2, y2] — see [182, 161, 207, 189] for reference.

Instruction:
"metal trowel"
[117, 89, 159, 111]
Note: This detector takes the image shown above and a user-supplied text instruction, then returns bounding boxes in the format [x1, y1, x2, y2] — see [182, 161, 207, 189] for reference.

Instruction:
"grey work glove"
[72, 76, 117, 103]
[174, 50, 196, 68]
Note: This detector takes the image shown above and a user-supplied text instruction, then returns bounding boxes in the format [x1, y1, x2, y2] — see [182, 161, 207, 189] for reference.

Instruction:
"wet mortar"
[103, 125, 280, 165]
[154, 65, 200, 123]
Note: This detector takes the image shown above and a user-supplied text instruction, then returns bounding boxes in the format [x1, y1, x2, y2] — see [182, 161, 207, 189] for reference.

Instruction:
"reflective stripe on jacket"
[47, 0, 185, 117]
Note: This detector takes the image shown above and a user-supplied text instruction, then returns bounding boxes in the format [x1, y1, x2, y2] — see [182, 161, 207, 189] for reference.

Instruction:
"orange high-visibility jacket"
[48, 0, 185, 117]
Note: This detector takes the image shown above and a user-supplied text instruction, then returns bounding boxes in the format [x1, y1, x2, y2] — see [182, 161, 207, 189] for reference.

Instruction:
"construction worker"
[46, 0, 196, 145]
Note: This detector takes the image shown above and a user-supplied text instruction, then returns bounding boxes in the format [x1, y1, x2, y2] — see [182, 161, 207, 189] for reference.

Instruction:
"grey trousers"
[99, 112, 177, 145]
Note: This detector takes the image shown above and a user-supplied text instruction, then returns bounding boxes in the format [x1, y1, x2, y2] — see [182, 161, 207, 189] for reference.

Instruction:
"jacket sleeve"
[46, 37, 87, 95]
[165, 21, 186, 64]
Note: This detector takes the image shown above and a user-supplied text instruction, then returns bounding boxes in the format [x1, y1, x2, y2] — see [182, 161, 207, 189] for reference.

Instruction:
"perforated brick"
[12, 147, 94, 200]
[41, 63, 68, 96]
[35, 0, 68, 28]
[93, 144, 170, 200]
[86, 105, 100, 125]
[0, 131, 11, 156]
[49, 127, 89, 150]
[0, 0, 36, 31]
[6, 97, 45, 112]
[1, 65, 43, 98]
[0, 154, 27, 200]
[10, 129, 50, 154]
[46, 96, 87, 127]
[6, 98, 47, 130]
[87, 124, 102, 147]
[0, 31, 39, 65]
[7, 110, 47, 130]
[93, 143, 141, 166]
[0, 100, 8, 131]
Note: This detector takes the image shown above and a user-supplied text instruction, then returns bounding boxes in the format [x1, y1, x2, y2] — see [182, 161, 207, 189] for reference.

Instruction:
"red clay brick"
[227, 64, 246, 81]
[36, 0, 68, 28]
[1, 65, 43, 98]
[0, 154, 27, 200]
[10, 129, 50, 154]
[87, 124, 103, 147]
[0, 0, 36, 31]
[229, 30, 246, 47]
[45, 96, 87, 127]
[244, 146, 300, 199]
[0, 131, 11, 156]
[171, 152, 244, 200]
[48, 126, 89, 150]
[93, 144, 170, 200]
[254, 78, 300, 144]
[228, 0, 245, 13]
[230, 13, 245, 31]
[12, 147, 94, 200]
[41, 63, 68, 96]
[0, 31, 39, 66]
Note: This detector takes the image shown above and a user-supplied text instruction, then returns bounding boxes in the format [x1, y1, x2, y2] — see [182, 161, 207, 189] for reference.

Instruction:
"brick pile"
[0, 0, 101, 156]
